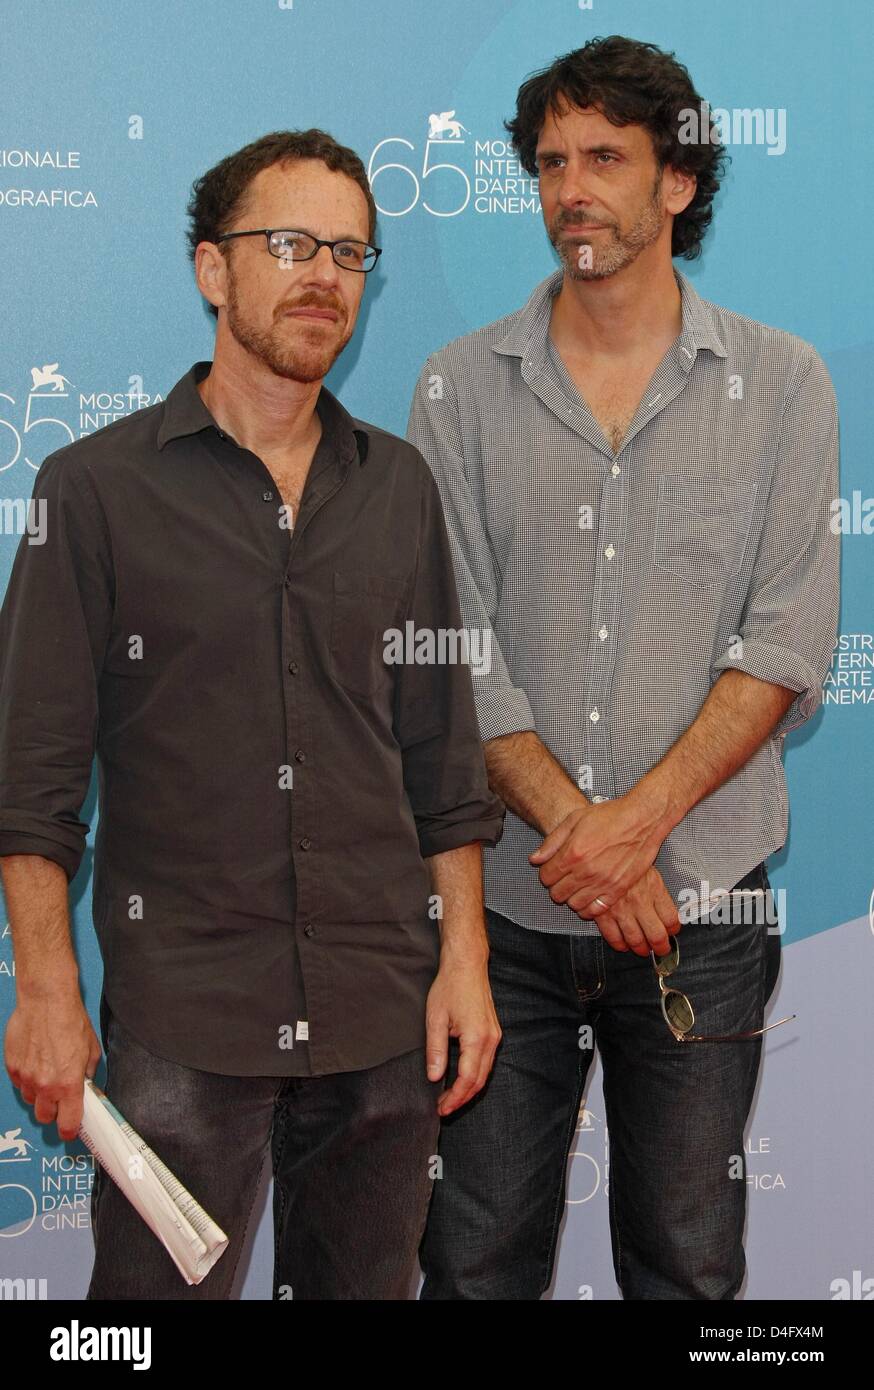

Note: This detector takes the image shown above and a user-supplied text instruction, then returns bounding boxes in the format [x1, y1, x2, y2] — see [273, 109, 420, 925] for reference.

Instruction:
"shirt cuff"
[711, 639, 824, 736]
[0, 826, 83, 882]
[474, 683, 537, 742]
[417, 805, 505, 858]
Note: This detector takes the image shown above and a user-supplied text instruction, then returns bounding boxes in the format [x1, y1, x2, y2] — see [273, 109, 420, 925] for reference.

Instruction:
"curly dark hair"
[185, 129, 378, 316]
[504, 35, 728, 260]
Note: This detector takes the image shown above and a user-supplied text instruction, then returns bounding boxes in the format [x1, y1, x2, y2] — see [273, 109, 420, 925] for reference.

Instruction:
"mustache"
[554, 215, 611, 232]
[278, 292, 346, 317]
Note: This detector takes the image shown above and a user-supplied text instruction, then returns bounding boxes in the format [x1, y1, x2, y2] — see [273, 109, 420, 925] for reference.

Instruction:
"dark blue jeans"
[420, 862, 781, 1300]
[87, 996, 441, 1299]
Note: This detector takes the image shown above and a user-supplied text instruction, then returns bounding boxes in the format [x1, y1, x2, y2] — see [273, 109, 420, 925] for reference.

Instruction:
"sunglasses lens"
[663, 989, 694, 1034]
[652, 937, 680, 977]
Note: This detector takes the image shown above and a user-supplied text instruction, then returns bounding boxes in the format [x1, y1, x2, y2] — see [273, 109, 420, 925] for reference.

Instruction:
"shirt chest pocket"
[329, 569, 410, 698]
[652, 474, 758, 589]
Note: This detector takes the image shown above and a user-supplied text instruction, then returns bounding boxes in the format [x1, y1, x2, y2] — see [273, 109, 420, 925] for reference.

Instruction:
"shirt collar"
[491, 266, 727, 375]
[156, 360, 368, 464]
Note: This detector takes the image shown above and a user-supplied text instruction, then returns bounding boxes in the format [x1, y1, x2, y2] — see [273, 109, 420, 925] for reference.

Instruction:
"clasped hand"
[529, 799, 681, 956]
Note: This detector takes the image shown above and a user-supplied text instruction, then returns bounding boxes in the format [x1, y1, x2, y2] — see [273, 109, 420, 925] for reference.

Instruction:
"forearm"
[484, 730, 587, 835]
[528, 670, 797, 920]
[426, 841, 489, 964]
[628, 669, 798, 837]
[0, 855, 80, 999]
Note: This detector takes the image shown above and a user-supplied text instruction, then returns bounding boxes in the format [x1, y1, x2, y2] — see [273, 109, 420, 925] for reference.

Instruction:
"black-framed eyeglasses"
[216, 228, 381, 273]
[651, 934, 795, 1043]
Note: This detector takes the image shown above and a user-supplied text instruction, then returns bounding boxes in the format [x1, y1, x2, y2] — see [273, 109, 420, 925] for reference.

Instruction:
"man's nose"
[303, 243, 342, 286]
[556, 166, 594, 210]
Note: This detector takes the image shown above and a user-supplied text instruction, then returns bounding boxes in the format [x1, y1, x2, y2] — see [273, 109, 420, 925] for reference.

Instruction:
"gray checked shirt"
[407, 267, 840, 934]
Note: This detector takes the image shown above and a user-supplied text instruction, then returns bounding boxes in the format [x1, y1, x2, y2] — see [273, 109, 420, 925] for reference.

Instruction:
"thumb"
[529, 820, 571, 864]
[426, 1011, 449, 1080]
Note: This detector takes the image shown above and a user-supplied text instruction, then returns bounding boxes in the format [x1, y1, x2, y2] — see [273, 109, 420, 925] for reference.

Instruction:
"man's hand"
[425, 948, 501, 1117]
[586, 865, 681, 957]
[424, 841, 501, 1116]
[529, 790, 671, 919]
[5, 985, 101, 1141]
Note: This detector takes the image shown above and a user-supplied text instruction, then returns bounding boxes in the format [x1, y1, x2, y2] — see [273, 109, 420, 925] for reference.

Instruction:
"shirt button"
[592, 795, 611, 803]
[604, 545, 615, 559]
[287, 661, 298, 674]
[598, 626, 609, 640]
[303, 922, 316, 938]
[294, 749, 306, 763]
[611, 463, 621, 476]
[284, 575, 292, 587]
[263, 490, 274, 502]
[299, 836, 311, 850]
[589, 709, 600, 722]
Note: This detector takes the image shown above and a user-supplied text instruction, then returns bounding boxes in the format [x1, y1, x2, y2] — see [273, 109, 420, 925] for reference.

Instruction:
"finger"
[653, 881, 682, 934]
[468, 1035, 501, 1102]
[528, 819, 574, 865]
[633, 900, 672, 956]
[576, 871, 642, 917]
[578, 896, 621, 919]
[33, 1094, 59, 1126]
[439, 1045, 480, 1117]
[610, 904, 649, 956]
[535, 845, 589, 890]
[548, 869, 600, 905]
[57, 1088, 84, 1142]
[593, 912, 629, 952]
[438, 1040, 484, 1115]
[566, 894, 628, 951]
[566, 883, 606, 914]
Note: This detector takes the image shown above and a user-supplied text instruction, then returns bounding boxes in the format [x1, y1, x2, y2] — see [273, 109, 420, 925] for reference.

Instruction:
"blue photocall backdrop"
[0, 0, 871, 1299]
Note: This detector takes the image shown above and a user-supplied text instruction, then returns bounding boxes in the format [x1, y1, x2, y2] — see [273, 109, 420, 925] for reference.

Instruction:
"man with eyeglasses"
[0, 128, 504, 1299]
[408, 37, 839, 1299]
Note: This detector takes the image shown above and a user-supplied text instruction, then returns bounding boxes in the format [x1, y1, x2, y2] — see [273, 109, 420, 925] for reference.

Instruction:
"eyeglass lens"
[268, 230, 375, 270]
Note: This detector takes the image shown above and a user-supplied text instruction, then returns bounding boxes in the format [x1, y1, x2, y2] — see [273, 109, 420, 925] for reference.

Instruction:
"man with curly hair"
[408, 36, 839, 1299]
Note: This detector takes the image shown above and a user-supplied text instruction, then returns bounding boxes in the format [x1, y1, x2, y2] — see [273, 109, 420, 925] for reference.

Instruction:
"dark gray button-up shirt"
[0, 362, 504, 1073]
[407, 269, 840, 933]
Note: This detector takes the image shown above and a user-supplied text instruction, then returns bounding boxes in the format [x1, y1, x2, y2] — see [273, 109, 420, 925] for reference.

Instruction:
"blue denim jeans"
[86, 996, 442, 1299]
[420, 861, 781, 1300]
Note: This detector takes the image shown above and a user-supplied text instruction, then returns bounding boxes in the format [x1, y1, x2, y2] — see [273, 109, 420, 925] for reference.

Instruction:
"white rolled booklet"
[78, 1077, 229, 1286]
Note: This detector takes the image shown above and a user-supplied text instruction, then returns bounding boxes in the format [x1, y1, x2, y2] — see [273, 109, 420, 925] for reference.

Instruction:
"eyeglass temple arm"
[678, 1013, 796, 1043]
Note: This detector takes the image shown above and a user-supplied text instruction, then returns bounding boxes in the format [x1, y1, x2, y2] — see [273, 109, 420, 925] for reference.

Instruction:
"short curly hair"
[185, 129, 378, 317]
[504, 35, 728, 260]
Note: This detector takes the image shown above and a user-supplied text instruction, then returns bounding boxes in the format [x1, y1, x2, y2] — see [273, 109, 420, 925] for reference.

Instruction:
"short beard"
[552, 175, 665, 281]
[224, 266, 350, 383]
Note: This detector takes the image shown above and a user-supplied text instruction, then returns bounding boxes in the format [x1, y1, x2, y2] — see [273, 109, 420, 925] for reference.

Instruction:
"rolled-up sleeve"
[407, 354, 536, 743]
[0, 449, 113, 880]
[393, 457, 505, 858]
[710, 344, 840, 737]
